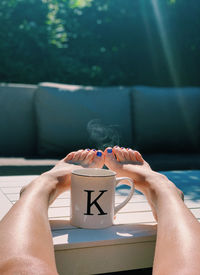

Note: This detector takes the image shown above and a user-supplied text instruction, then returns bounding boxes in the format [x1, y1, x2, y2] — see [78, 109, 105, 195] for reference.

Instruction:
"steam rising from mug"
[87, 119, 120, 150]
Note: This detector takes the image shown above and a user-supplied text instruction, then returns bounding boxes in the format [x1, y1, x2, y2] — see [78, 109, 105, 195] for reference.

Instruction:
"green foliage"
[69, 0, 93, 9]
[169, 0, 176, 4]
[0, 0, 199, 86]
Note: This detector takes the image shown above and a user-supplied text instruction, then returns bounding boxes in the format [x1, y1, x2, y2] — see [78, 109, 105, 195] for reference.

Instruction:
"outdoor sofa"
[0, 82, 200, 176]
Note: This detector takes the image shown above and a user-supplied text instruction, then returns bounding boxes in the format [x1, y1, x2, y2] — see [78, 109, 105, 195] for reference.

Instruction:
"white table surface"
[0, 171, 200, 274]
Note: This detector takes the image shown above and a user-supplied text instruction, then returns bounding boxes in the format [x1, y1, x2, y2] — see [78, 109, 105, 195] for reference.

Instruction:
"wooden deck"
[0, 171, 200, 274]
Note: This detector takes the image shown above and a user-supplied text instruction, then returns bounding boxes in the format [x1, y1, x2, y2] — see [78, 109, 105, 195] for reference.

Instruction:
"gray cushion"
[0, 157, 58, 176]
[0, 166, 54, 176]
[0, 84, 37, 157]
[131, 86, 200, 153]
[35, 83, 133, 157]
[144, 153, 200, 171]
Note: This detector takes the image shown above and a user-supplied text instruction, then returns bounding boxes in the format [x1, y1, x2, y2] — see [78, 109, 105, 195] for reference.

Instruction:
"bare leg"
[0, 149, 104, 275]
[105, 146, 183, 220]
[104, 147, 200, 275]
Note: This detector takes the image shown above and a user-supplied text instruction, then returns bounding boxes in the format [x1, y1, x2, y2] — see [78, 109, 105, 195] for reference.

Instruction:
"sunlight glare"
[150, 0, 179, 86]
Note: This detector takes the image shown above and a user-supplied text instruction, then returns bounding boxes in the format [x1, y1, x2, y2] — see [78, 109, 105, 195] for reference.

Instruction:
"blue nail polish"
[107, 148, 112, 153]
[93, 149, 96, 151]
[86, 149, 90, 151]
[121, 147, 125, 149]
[97, 151, 102, 157]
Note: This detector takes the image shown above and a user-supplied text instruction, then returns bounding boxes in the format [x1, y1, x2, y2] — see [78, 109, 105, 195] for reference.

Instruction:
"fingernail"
[97, 151, 102, 157]
[127, 148, 131, 150]
[121, 147, 125, 149]
[93, 149, 96, 151]
[86, 148, 90, 151]
[107, 148, 112, 153]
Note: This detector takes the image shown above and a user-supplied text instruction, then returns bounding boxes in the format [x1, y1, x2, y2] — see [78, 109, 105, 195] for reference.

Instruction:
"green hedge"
[0, 0, 199, 86]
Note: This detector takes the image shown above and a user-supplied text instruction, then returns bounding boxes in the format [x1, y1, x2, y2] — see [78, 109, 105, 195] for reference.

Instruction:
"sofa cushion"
[131, 86, 200, 153]
[0, 84, 37, 157]
[1, 154, 199, 175]
[0, 157, 58, 176]
[144, 153, 200, 171]
[35, 83, 133, 157]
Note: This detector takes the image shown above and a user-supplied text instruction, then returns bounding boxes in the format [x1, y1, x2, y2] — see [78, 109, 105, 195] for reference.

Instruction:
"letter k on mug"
[70, 168, 135, 229]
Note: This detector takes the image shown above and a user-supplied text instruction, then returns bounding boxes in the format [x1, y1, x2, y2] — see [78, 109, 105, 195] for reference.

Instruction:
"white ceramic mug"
[70, 168, 135, 229]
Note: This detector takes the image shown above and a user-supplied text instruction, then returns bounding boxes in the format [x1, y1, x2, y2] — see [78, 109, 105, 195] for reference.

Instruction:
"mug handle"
[114, 177, 135, 215]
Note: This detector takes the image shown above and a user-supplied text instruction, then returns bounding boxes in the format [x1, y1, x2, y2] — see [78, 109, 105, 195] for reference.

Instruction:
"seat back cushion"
[131, 86, 200, 153]
[0, 84, 37, 157]
[35, 83, 133, 157]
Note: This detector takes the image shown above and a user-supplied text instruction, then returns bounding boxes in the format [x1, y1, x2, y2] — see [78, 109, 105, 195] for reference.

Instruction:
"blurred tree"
[0, 0, 199, 86]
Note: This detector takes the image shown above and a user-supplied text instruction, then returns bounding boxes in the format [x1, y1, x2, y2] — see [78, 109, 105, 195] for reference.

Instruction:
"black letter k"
[84, 190, 108, 215]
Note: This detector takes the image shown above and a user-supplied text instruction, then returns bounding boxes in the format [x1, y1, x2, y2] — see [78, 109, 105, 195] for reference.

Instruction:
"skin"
[104, 147, 200, 275]
[0, 149, 104, 275]
[0, 147, 200, 275]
